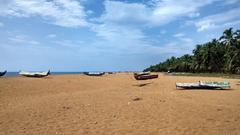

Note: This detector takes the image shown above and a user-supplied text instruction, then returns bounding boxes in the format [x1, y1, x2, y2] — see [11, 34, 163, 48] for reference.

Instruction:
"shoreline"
[2, 71, 240, 79]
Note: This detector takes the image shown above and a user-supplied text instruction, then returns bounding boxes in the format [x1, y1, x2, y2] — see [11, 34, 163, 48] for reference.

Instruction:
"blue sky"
[0, 0, 240, 71]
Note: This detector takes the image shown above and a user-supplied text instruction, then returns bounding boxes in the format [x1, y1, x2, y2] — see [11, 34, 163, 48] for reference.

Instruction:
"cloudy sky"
[0, 0, 240, 71]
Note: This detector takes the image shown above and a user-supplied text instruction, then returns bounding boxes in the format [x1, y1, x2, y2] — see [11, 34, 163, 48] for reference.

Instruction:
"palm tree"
[144, 28, 240, 74]
[220, 28, 235, 46]
[219, 28, 238, 72]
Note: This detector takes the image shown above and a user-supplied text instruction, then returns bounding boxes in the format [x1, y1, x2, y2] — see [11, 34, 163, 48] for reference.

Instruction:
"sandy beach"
[0, 73, 240, 135]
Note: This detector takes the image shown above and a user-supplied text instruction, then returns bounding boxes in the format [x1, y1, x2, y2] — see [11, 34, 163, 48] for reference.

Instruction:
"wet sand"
[0, 73, 240, 135]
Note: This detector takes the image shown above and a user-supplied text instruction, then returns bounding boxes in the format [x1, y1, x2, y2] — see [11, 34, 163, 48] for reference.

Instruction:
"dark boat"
[83, 72, 105, 76]
[134, 72, 158, 80]
[0, 70, 7, 77]
[19, 70, 50, 78]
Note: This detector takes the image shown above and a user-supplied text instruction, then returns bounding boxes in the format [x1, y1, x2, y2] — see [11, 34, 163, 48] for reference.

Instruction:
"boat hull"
[83, 72, 105, 76]
[21, 74, 49, 78]
[176, 81, 230, 90]
[134, 74, 158, 80]
[0, 71, 7, 77]
[19, 70, 50, 78]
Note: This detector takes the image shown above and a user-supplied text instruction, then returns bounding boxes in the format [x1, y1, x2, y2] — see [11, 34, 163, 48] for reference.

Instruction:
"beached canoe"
[134, 72, 150, 76]
[83, 72, 105, 76]
[176, 81, 230, 89]
[134, 72, 158, 80]
[0, 70, 7, 77]
[19, 70, 50, 78]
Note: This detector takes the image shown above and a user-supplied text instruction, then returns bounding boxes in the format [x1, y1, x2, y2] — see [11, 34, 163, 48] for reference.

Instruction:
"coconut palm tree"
[220, 28, 235, 46]
[144, 28, 240, 74]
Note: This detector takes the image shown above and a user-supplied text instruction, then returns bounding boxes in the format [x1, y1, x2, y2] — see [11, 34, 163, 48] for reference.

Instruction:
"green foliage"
[144, 28, 240, 74]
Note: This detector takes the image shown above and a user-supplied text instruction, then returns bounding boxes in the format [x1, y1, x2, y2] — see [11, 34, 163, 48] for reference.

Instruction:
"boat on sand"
[0, 70, 7, 77]
[134, 72, 158, 80]
[19, 70, 50, 78]
[176, 81, 230, 89]
[134, 71, 150, 76]
[83, 72, 105, 76]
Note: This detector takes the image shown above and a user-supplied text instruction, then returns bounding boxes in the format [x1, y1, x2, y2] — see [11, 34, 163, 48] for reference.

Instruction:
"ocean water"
[2, 71, 137, 77]
[3, 72, 84, 77]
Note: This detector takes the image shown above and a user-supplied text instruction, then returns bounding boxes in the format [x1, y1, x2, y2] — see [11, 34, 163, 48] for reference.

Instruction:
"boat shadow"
[19, 75, 53, 79]
[175, 88, 234, 91]
[133, 82, 153, 87]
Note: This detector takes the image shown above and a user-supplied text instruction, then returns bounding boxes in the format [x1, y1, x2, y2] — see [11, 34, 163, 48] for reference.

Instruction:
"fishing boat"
[107, 72, 113, 74]
[83, 72, 105, 76]
[134, 71, 150, 76]
[134, 72, 158, 80]
[19, 70, 50, 78]
[0, 70, 7, 77]
[176, 81, 230, 89]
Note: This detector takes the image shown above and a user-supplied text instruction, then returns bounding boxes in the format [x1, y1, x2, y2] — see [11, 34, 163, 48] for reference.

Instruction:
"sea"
[3, 72, 85, 77]
[2, 71, 134, 77]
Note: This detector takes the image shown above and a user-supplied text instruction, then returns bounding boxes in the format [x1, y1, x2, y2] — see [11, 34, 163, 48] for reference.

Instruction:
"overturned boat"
[134, 72, 158, 80]
[83, 72, 105, 76]
[19, 70, 50, 78]
[176, 81, 230, 89]
[0, 70, 7, 77]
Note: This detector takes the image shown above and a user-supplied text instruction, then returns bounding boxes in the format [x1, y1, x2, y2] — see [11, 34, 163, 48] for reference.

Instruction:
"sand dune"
[1, 73, 240, 135]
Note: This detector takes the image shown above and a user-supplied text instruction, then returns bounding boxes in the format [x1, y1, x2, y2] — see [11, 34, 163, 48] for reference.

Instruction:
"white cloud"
[89, 22, 195, 57]
[174, 33, 185, 38]
[195, 21, 216, 31]
[195, 8, 240, 31]
[0, 22, 4, 27]
[180, 37, 193, 43]
[150, 0, 214, 25]
[47, 34, 57, 38]
[52, 39, 85, 48]
[160, 30, 166, 34]
[188, 12, 200, 18]
[88, 0, 210, 57]
[90, 23, 158, 55]
[97, 0, 216, 26]
[0, 0, 219, 28]
[173, 32, 194, 44]
[0, 0, 88, 28]
[91, 23, 146, 42]
[8, 35, 40, 45]
[99, 1, 150, 25]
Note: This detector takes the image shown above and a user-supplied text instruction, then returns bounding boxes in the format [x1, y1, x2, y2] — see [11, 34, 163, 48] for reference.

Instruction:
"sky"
[0, 0, 240, 72]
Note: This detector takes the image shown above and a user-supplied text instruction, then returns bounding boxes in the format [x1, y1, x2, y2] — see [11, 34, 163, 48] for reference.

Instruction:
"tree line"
[144, 28, 240, 74]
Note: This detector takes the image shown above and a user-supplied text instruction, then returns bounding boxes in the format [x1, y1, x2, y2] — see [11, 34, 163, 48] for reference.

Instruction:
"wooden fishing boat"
[83, 72, 105, 76]
[134, 72, 150, 76]
[0, 70, 7, 77]
[19, 70, 50, 78]
[134, 72, 158, 80]
[176, 81, 230, 89]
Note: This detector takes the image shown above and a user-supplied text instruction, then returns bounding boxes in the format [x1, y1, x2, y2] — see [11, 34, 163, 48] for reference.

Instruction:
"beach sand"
[1, 73, 240, 135]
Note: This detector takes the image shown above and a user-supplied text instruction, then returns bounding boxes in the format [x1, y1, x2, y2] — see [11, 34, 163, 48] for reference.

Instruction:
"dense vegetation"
[144, 28, 240, 74]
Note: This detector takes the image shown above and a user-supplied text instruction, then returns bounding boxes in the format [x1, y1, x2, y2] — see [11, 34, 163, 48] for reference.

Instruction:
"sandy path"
[0, 73, 240, 135]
